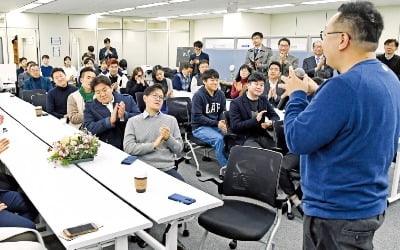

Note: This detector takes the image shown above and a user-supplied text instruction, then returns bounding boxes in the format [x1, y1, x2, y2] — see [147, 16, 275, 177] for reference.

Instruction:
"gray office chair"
[166, 97, 215, 177]
[21, 89, 46, 103]
[31, 93, 48, 112]
[198, 146, 286, 250]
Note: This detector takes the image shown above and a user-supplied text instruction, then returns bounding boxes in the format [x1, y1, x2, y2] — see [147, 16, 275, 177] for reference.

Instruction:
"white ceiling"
[0, 0, 398, 19]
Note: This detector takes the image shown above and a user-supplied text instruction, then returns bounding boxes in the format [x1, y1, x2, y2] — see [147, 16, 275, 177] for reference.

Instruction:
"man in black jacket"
[99, 38, 118, 61]
[377, 39, 400, 79]
[229, 72, 280, 149]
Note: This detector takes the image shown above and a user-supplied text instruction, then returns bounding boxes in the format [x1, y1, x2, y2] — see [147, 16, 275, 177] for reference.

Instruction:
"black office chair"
[273, 120, 302, 220]
[31, 93, 47, 112]
[198, 146, 286, 250]
[165, 97, 214, 177]
[21, 89, 46, 103]
[134, 92, 146, 113]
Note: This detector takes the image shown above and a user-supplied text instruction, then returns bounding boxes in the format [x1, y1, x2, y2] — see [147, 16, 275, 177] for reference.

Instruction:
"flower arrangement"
[48, 129, 100, 166]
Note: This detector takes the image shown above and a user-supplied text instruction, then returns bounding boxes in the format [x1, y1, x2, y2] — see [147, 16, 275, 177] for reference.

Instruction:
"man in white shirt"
[263, 61, 285, 107]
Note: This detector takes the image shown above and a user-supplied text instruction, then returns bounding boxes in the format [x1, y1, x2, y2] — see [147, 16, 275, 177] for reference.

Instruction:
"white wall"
[192, 18, 223, 42]
[377, 5, 400, 53]
[38, 14, 69, 67]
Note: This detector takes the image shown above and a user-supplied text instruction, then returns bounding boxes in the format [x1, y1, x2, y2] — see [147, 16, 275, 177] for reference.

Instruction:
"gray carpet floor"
[44, 156, 400, 250]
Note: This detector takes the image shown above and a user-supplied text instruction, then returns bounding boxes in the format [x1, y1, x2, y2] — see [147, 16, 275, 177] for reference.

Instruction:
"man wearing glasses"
[84, 75, 140, 150]
[281, 1, 400, 249]
[377, 39, 400, 79]
[123, 84, 184, 181]
[268, 37, 298, 76]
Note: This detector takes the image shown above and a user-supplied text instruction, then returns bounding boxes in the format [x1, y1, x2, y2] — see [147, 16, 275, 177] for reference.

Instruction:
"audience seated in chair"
[263, 61, 285, 107]
[66, 67, 96, 129]
[230, 64, 252, 99]
[123, 84, 184, 181]
[46, 68, 77, 119]
[191, 69, 228, 168]
[229, 71, 280, 149]
[172, 63, 193, 92]
[0, 130, 38, 229]
[190, 60, 209, 94]
[83, 75, 140, 150]
[23, 64, 53, 92]
[126, 67, 148, 102]
[100, 58, 128, 92]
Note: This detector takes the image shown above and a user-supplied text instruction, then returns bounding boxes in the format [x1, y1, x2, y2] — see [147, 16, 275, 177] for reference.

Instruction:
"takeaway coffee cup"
[35, 106, 43, 117]
[134, 169, 147, 193]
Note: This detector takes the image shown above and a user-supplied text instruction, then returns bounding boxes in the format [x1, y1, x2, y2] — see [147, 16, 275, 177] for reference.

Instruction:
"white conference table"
[388, 138, 400, 203]
[0, 111, 152, 250]
[0, 92, 223, 250]
[78, 142, 223, 249]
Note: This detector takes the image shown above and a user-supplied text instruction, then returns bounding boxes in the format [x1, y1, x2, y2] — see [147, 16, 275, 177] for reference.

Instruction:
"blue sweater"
[191, 86, 226, 130]
[172, 72, 192, 91]
[46, 85, 78, 118]
[284, 59, 400, 219]
[41, 65, 53, 78]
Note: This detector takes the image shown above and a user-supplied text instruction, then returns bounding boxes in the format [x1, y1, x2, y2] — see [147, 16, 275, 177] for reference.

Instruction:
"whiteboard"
[0, 64, 17, 83]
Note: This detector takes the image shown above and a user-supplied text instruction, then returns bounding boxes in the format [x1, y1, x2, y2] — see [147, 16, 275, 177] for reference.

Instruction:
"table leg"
[164, 220, 178, 250]
[115, 235, 128, 250]
[388, 152, 400, 203]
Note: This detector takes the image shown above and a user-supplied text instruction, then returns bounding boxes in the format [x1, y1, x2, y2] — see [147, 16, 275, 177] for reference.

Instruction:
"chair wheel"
[229, 240, 237, 249]
[182, 229, 189, 237]
[202, 156, 211, 161]
[196, 171, 201, 177]
[219, 174, 224, 180]
[185, 159, 190, 164]
[287, 212, 295, 220]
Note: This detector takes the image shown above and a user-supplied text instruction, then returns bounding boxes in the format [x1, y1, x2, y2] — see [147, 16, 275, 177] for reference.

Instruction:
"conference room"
[0, 0, 400, 249]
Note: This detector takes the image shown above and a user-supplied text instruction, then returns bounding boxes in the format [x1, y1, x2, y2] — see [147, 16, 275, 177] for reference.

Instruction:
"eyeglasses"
[149, 94, 164, 101]
[320, 30, 351, 41]
[136, 74, 143, 77]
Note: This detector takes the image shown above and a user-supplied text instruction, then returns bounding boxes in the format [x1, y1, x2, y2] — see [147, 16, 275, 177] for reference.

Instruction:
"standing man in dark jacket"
[84, 76, 140, 149]
[191, 69, 227, 168]
[189, 41, 209, 76]
[377, 39, 400, 79]
[99, 38, 118, 61]
[230, 72, 279, 149]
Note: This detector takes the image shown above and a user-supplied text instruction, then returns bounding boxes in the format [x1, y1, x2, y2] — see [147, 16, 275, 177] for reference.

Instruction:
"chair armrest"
[269, 147, 284, 153]
[276, 193, 288, 209]
[198, 176, 224, 194]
